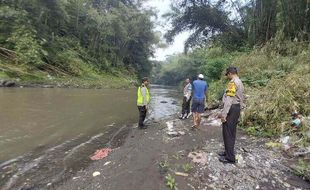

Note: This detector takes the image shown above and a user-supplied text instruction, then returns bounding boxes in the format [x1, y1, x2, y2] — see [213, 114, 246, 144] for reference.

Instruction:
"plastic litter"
[188, 151, 208, 165]
[175, 172, 189, 177]
[265, 141, 281, 149]
[92, 171, 101, 177]
[104, 161, 112, 166]
[236, 154, 245, 166]
[90, 148, 112, 160]
[280, 136, 290, 144]
[291, 111, 302, 128]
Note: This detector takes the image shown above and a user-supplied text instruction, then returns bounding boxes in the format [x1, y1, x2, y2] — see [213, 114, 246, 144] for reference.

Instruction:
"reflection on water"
[0, 88, 137, 161]
[148, 85, 180, 121]
[0, 85, 180, 162]
[0, 85, 181, 190]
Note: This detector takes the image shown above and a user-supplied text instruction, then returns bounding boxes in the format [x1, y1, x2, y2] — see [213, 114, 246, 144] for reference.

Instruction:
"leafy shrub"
[7, 25, 43, 67]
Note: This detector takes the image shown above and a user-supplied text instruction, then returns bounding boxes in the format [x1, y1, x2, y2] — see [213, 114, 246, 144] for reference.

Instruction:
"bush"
[235, 47, 310, 144]
[7, 25, 43, 67]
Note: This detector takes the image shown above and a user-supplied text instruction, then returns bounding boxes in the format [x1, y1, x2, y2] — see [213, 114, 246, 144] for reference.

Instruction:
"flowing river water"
[0, 85, 180, 190]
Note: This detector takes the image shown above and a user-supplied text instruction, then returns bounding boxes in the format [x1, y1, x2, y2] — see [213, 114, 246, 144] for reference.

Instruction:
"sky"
[143, 0, 190, 61]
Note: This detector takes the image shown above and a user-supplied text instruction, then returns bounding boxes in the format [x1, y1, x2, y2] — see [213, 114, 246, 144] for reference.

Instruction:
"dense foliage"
[154, 0, 310, 146]
[165, 0, 310, 51]
[0, 0, 158, 78]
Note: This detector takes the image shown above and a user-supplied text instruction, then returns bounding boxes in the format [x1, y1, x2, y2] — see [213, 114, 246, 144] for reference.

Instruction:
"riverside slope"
[57, 110, 309, 190]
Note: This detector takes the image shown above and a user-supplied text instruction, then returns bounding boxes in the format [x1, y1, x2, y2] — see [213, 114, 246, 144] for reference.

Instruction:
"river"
[0, 85, 180, 190]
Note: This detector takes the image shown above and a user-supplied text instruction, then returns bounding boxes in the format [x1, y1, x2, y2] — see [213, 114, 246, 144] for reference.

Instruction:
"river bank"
[56, 110, 309, 190]
[0, 85, 180, 190]
[0, 85, 308, 190]
[0, 62, 137, 89]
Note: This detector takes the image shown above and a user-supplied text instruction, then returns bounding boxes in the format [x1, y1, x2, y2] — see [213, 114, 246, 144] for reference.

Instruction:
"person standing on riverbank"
[218, 67, 244, 164]
[179, 78, 192, 119]
[137, 77, 151, 129]
[191, 74, 208, 129]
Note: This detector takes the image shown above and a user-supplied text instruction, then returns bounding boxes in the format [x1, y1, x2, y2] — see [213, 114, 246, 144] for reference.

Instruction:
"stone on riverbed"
[0, 80, 16, 87]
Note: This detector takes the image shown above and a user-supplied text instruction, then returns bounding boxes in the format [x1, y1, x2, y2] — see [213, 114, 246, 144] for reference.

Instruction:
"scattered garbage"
[72, 176, 81, 180]
[236, 154, 245, 166]
[280, 136, 290, 144]
[189, 136, 310, 190]
[92, 171, 101, 177]
[265, 141, 281, 149]
[188, 151, 208, 165]
[178, 131, 186, 136]
[107, 123, 115, 127]
[165, 120, 187, 138]
[167, 131, 179, 137]
[175, 172, 189, 177]
[90, 148, 112, 161]
[104, 161, 112, 166]
[291, 111, 303, 128]
[280, 136, 292, 151]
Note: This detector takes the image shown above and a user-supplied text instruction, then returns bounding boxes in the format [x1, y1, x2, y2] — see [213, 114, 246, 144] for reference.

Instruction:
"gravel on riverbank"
[56, 110, 309, 190]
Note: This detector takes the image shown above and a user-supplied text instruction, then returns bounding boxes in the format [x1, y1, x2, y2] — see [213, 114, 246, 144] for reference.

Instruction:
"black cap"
[225, 67, 238, 75]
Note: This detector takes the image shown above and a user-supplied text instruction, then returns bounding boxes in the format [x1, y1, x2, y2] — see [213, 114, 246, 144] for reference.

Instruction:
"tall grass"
[231, 42, 310, 145]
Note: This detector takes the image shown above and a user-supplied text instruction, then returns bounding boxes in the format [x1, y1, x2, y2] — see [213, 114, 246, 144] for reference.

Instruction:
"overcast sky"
[143, 0, 190, 61]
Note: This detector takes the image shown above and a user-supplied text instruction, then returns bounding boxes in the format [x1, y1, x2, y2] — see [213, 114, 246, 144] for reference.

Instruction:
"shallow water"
[0, 85, 181, 189]
[0, 88, 138, 161]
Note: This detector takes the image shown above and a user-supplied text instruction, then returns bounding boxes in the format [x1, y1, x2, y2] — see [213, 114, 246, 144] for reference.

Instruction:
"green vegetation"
[182, 163, 193, 173]
[234, 42, 310, 140]
[0, 0, 158, 86]
[154, 0, 310, 146]
[292, 159, 310, 181]
[159, 160, 170, 170]
[165, 174, 177, 190]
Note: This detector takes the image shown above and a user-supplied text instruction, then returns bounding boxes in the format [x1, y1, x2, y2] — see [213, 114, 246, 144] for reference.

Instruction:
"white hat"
[198, 74, 204, 79]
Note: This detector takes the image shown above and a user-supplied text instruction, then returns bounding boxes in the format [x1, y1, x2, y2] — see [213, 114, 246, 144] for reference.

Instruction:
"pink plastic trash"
[90, 148, 112, 160]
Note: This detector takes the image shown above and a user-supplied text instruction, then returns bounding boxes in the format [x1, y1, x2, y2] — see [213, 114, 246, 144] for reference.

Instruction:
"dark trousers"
[181, 96, 191, 115]
[222, 104, 240, 162]
[138, 106, 147, 128]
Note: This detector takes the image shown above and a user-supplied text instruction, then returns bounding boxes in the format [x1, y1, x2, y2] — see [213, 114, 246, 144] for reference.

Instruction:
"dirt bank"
[56, 110, 309, 190]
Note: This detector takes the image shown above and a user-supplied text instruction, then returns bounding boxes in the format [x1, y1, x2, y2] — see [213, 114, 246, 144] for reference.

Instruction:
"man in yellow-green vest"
[137, 77, 150, 129]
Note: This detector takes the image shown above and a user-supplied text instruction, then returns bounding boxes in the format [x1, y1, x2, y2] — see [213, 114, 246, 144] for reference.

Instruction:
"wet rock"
[42, 85, 54, 88]
[178, 131, 186, 136]
[167, 131, 179, 137]
[0, 80, 16, 87]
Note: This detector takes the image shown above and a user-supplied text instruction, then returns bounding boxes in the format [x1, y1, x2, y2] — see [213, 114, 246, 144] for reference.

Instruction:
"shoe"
[179, 114, 184, 119]
[138, 125, 147, 129]
[218, 156, 235, 164]
[186, 113, 191, 119]
[217, 151, 226, 157]
[182, 114, 187, 119]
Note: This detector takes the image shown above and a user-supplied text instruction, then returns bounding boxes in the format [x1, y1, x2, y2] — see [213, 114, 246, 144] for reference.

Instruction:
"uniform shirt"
[183, 83, 192, 100]
[141, 84, 149, 106]
[192, 79, 208, 101]
[222, 76, 244, 119]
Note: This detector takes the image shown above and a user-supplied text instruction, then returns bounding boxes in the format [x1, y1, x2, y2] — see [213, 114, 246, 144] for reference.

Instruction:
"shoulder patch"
[226, 82, 237, 97]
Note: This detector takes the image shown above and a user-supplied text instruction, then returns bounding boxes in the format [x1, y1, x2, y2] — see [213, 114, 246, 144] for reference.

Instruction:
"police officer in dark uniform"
[218, 67, 244, 164]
